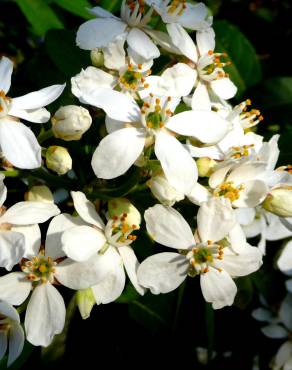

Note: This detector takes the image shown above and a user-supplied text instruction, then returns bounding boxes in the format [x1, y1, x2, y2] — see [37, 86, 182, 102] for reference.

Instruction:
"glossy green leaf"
[45, 29, 91, 77]
[214, 20, 262, 98]
[53, 0, 93, 19]
[15, 0, 64, 36]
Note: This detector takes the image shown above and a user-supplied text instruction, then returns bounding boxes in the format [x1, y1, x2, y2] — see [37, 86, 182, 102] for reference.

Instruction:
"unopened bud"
[262, 186, 292, 217]
[76, 289, 96, 320]
[90, 48, 104, 67]
[52, 105, 92, 141]
[148, 173, 184, 206]
[46, 146, 72, 175]
[108, 198, 141, 227]
[26, 185, 54, 203]
[196, 157, 217, 177]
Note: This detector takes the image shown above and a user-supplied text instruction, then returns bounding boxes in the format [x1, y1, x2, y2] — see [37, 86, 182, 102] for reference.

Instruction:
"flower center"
[105, 213, 138, 248]
[186, 241, 224, 276]
[141, 96, 173, 131]
[167, 0, 186, 16]
[21, 254, 56, 284]
[122, 0, 153, 27]
[0, 90, 12, 118]
[233, 99, 263, 128]
[214, 181, 244, 202]
[119, 63, 150, 91]
[228, 144, 255, 160]
[198, 51, 231, 82]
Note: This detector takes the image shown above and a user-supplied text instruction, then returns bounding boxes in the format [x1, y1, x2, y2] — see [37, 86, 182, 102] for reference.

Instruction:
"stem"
[30, 167, 74, 188]
[38, 128, 53, 144]
[205, 302, 215, 364]
[0, 169, 21, 177]
[172, 280, 186, 333]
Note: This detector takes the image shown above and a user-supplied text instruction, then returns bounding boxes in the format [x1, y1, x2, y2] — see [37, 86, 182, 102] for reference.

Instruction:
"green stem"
[38, 128, 53, 144]
[172, 280, 186, 333]
[0, 169, 21, 177]
[205, 302, 215, 364]
[30, 167, 74, 188]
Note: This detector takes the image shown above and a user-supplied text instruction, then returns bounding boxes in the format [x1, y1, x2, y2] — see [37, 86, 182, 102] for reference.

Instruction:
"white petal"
[12, 84, 65, 110]
[217, 244, 262, 277]
[62, 225, 106, 262]
[175, 3, 209, 30]
[0, 301, 20, 322]
[275, 341, 292, 370]
[0, 272, 31, 305]
[200, 268, 237, 309]
[261, 324, 288, 339]
[144, 29, 181, 55]
[279, 295, 292, 332]
[286, 279, 292, 293]
[105, 115, 125, 133]
[227, 162, 267, 184]
[71, 66, 116, 99]
[196, 27, 215, 55]
[91, 247, 125, 304]
[0, 201, 60, 225]
[232, 180, 268, 208]
[55, 252, 113, 290]
[187, 182, 211, 205]
[8, 107, 51, 123]
[278, 240, 292, 276]
[166, 23, 197, 62]
[234, 207, 256, 226]
[76, 18, 127, 50]
[251, 307, 273, 322]
[0, 177, 7, 207]
[155, 131, 198, 194]
[0, 231, 25, 270]
[166, 110, 229, 144]
[45, 213, 86, 260]
[0, 120, 41, 169]
[118, 246, 145, 295]
[7, 323, 24, 367]
[91, 127, 145, 179]
[25, 283, 65, 347]
[103, 34, 126, 70]
[161, 63, 197, 97]
[208, 163, 233, 189]
[197, 198, 236, 243]
[0, 331, 7, 362]
[10, 225, 41, 259]
[144, 204, 195, 249]
[191, 82, 211, 111]
[80, 88, 140, 122]
[265, 214, 292, 241]
[127, 28, 160, 60]
[228, 223, 248, 252]
[210, 78, 237, 100]
[71, 191, 105, 229]
[137, 252, 187, 294]
[0, 57, 13, 94]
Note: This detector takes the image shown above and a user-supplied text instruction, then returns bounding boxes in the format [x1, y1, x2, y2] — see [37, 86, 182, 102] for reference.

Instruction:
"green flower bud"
[76, 289, 96, 320]
[262, 186, 292, 217]
[90, 48, 104, 67]
[196, 157, 217, 177]
[147, 172, 184, 206]
[46, 146, 72, 175]
[108, 198, 141, 228]
[25, 185, 54, 203]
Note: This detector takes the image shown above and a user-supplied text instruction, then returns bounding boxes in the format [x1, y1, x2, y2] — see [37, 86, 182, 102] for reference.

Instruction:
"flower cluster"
[0, 0, 292, 366]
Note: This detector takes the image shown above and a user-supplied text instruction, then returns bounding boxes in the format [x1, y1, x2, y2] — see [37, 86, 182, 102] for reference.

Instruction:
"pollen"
[21, 254, 56, 285]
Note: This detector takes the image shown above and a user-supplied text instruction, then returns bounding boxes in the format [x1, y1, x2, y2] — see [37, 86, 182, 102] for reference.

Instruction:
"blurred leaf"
[234, 276, 254, 309]
[214, 20, 262, 98]
[15, 0, 64, 36]
[53, 0, 93, 19]
[45, 29, 91, 76]
[41, 294, 77, 364]
[116, 283, 140, 303]
[0, 341, 34, 370]
[129, 291, 176, 333]
[99, 0, 122, 13]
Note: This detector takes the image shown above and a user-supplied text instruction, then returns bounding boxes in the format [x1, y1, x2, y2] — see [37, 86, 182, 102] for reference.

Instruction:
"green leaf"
[15, 0, 64, 37]
[129, 291, 176, 333]
[53, 0, 93, 19]
[214, 20, 262, 98]
[99, 0, 122, 13]
[45, 29, 91, 77]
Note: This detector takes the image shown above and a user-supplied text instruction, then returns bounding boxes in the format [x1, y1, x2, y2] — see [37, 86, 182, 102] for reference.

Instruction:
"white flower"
[0, 301, 24, 367]
[58, 191, 145, 303]
[0, 176, 60, 271]
[137, 198, 262, 309]
[76, 1, 160, 61]
[0, 213, 97, 347]
[164, 23, 237, 101]
[91, 95, 229, 194]
[144, 1, 211, 30]
[0, 57, 65, 169]
[278, 240, 292, 279]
